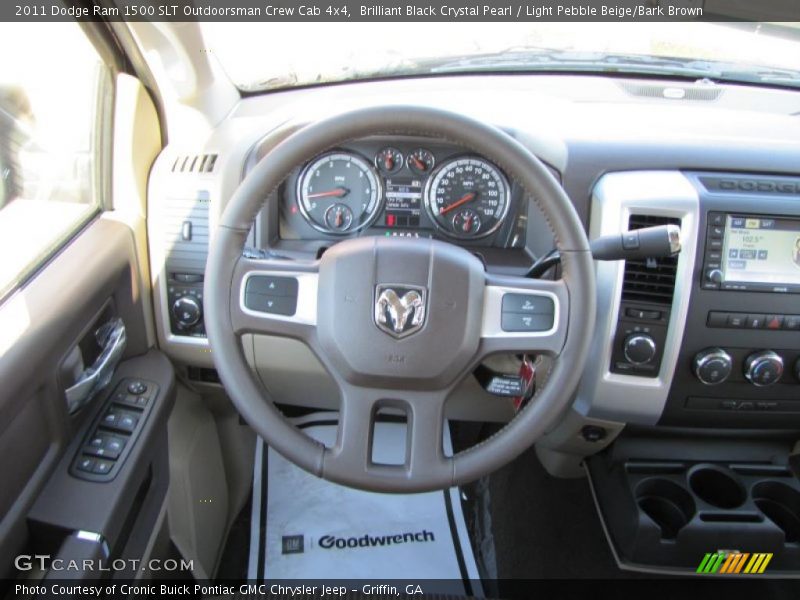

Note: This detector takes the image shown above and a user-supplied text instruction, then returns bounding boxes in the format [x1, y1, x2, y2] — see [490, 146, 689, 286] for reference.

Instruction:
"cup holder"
[753, 481, 800, 543]
[636, 478, 696, 540]
[688, 464, 746, 509]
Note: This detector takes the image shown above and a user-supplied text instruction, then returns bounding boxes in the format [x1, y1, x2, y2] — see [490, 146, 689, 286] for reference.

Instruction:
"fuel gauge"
[407, 148, 435, 176]
[452, 208, 482, 236]
[375, 147, 403, 175]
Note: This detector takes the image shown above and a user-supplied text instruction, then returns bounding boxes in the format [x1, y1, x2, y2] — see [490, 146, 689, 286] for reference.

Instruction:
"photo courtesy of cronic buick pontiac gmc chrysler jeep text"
[1, 5, 800, 599]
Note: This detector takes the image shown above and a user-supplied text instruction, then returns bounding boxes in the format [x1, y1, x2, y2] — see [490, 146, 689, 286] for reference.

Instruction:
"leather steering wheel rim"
[204, 105, 595, 493]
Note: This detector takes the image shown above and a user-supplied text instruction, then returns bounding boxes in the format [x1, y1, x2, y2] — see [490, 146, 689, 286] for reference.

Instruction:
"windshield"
[200, 22, 800, 92]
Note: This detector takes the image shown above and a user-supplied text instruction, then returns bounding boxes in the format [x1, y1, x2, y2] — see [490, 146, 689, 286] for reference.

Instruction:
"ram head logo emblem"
[374, 285, 427, 338]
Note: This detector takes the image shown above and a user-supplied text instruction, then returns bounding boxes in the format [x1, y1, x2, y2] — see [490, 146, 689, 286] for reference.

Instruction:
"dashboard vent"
[171, 153, 218, 174]
[620, 81, 722, 102]
[621, 215, 681, 305]
[160, 190, 210, 271]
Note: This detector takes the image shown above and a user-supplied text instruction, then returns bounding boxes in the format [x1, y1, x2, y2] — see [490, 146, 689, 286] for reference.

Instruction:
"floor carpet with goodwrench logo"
[247, 413, 482, 596]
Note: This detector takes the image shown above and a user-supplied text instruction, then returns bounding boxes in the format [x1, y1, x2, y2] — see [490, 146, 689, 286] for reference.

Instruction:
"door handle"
[65, 318, 126, 414]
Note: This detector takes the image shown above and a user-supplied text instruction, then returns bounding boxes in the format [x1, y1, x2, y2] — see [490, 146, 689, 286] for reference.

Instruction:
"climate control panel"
[692, 348, 794, 387]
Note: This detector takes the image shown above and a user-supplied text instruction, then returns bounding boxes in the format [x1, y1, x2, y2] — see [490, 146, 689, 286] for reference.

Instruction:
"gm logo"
[697, 552, 772, 574]
[281, 535, 304, 555]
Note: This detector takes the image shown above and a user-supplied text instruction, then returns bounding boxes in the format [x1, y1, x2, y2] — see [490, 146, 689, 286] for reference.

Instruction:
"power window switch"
[101, 412, 119, 428]
[92, 460, 114, 475]
[76, 457, 96, 473]
[117, 414, 138, 433]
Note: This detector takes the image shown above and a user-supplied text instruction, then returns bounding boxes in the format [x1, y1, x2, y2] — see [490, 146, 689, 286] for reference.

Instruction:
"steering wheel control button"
[244, 276, 299, 316]
[501, 294, 555, 315]
[245, 293, 297, 316]
[501, 312, 554, 332]
[693, 348, 733, 385]
[622, 334, 657, 365]
[245, 275, 299, 297]
[500, 293, 555, 332]
[744, 351, 784, 386]
[127, 380, 147, 395]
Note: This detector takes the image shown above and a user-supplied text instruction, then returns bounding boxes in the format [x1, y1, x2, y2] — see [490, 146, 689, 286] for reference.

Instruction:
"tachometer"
[424, 157, 509, 239]
[297, 152, 382, 234]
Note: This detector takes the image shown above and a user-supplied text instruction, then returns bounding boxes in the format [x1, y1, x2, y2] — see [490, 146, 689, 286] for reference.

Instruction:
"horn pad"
[316, 236, 485, 388]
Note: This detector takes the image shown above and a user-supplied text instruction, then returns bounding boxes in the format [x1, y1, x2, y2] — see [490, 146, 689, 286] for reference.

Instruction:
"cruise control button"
[501, 294, 554, 314]
[244, 293, 297, 316]
[245, 276, 299, 297]
[501, 312, 554, 332]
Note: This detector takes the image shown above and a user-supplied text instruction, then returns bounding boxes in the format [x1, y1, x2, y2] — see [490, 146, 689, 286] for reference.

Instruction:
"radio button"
[707, 239, 723, 251]
[746, 314, 766, 329]
[783, 315, 800, 330]
[707, 311, 728, 328]
[727, 313, 746, 328]
[705, 250, 722, 263]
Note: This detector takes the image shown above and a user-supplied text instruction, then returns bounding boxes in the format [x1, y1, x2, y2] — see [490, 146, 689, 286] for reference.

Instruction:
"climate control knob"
[172, 295, 202, 327]
[744, 351, 784, 387]
[623, 334, 657, 365]
[693, 348, 733, 385]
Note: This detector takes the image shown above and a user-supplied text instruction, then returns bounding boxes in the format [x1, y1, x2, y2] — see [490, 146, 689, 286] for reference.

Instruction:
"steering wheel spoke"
[229, 255, 319, 338]
[322, 383, 452, 492]
[479, 275, 570, 358]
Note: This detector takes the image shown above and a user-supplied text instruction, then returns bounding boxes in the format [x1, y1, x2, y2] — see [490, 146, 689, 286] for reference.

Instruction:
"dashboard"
[146, 73, 800, 431]
[275, 138, 527, 249]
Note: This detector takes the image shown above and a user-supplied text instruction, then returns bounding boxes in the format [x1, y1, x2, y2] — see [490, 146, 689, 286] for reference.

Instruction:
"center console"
[661, 173, 800, 428]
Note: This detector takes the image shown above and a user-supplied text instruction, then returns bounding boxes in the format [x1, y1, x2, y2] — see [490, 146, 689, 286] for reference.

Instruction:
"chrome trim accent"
[76, 531, 110, 558]
[666, 223, 682, 255]
[239, 271, 318, 325]
[744, 351, 784, 387]
[480, 285, 560, 339]
[623, 334, 656, 366]
[693, 348, 733, 385]
[574, 171, 700, 425]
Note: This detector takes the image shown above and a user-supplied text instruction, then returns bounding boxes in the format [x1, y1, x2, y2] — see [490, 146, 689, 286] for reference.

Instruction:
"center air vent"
[621, 215, 681, 305]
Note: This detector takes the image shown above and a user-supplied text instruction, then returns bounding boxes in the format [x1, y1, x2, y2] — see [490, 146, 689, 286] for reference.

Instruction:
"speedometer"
[424, 157, 510, 239]
[297, 152, 382, 234]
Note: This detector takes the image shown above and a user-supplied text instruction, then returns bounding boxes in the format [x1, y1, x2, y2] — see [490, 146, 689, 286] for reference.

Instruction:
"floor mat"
[248, 413, 482, 595]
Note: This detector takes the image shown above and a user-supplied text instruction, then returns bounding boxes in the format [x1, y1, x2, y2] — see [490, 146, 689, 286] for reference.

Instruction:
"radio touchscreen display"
[722, 215, 800, 288]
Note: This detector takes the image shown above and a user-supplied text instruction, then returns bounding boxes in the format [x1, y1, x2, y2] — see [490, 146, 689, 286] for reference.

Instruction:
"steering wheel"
[204, 106, 595, 493]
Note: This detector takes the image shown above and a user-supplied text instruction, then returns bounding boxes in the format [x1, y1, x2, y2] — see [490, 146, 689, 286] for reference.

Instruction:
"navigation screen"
[722, 215, 800, 286]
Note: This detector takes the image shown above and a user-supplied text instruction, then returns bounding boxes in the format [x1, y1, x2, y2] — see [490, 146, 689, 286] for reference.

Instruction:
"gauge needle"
[440, 192, 476, 215]
[410, 156, 427, 171]
[307, 187, 350, 199]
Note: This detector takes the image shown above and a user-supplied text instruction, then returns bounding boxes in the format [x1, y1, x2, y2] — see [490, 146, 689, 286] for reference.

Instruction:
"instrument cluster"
[281, 139, 520, 245]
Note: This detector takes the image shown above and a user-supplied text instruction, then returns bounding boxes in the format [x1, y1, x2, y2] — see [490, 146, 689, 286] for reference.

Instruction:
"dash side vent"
[171, 153, 218, 174]
[621, 214, 681, 305]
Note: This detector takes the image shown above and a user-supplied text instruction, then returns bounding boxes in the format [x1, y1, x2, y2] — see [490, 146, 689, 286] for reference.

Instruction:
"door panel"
[0, 215, 152, 577]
